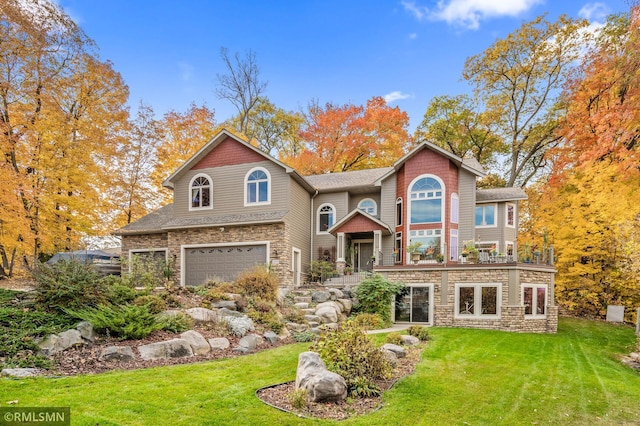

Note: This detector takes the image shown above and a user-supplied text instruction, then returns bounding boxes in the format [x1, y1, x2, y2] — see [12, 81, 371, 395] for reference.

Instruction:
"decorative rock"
[315, 306, 338, 323]
[315, 301, 343, 314]
[58, 329, 85, 349]
[37, 334, 60, 356]
[311, 291, 331, 303]
[295, 351, 347, 403]
[263, 331, 279, 344]
[309, 327, 323, 335]
[185, 307, 218, 323]
[327, 288, 344, 299]
[76, 321, 97, 343]
[307, 321, 320, 328]
[217, 308, 244, 318]
[286, 322, 309, 332]
[208, 337, 230, 350]
[211, 300, 237, 310]
[138, 338, 194, 360]
[401, 335, 420, 346]
[99, 346, 135, 362]
[232, 346, 249, 353]
[381, 343, 406, 358]
[630, 352, 640, 361]
[382, 349, 398, 367]
[157, 309, 183, 319]
[304, 314, 321, 323]
[180, 330, 210, 355]
[294, 296, 312, 304]
[238, 333, 263, 351]
[336, 299, 352, 315]
[294, 302, 309, 309]
[278, 327, 291, 339]
[301, 308, 316, 315]
[321, 322, 339, 331]
[1, 368, 39, 377]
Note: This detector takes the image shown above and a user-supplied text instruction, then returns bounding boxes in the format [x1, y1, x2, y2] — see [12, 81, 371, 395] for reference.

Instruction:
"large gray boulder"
[217, 308, 244, 318]
[38, 329, 86, 356]
[336, 299, 352, 315]
[238, 333, 263, 351]
[1, 368, 39, 377]
[180, 330, 210, 355]
[184, 307, 218, 323]
[208, 337, 230, 351]
[311, 291, 331, 303]
[381, 343, 406, 358]
[99, 346, 135, 362]
[138, 338, 194, 360]
[211, 300, 237, 310]
[315, 306, 338, 324]
[327, 288, 344, 299]
[76, 321, 97, 343]
[295, 351, 347, 403]
[263, 331, 279, 344]
[401, 335, 420, 346]
[315, 301, 343, 314]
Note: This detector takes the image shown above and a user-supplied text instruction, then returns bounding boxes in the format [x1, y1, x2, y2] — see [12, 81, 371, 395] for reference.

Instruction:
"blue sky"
[57, 0, 627, 131]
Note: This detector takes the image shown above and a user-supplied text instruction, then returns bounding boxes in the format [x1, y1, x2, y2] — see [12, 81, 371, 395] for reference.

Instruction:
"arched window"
[358, 198, 377, 215]
[451, 193, 459, 224]
[317, 204, 335, 234]
[410, 176, 443, 223]
[190, 174, 212, 210]
[245, 167, 270, 205]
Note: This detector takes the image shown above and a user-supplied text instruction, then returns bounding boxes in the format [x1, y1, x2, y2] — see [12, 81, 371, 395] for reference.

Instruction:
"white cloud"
[409, 32, 418, 40]
[384, 91, 413, 103]
[578, 2, 610, 21]
[402, 0, 543, 30]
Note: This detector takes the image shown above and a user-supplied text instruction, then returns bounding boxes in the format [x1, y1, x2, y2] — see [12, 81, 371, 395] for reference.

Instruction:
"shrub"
[235, 265, 278, 301]
[32, 259, 108, 313]
[385, 332, 403, 345]
[407, 325, 430, 341]
[282, 306, 305, 323]
[311, 321, 392, 396]
[103, 275, 138, 305]
[204, 289, 230, 303]
[349, 376, 381, 397]
[309, 260, 335, 282]
[133, 295, 167, 314]
[287, 388, 308, 410]
[122, 254, 168, 289]
[293, 330, 316, 342]
[158, 312, 193, 333]
[351, 312, 385, 330]
[353, 274, 405, 325]
[66, 304, 162, 340]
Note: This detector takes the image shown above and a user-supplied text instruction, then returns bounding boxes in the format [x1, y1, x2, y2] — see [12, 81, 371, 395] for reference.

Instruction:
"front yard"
[0, 317, 638, 425]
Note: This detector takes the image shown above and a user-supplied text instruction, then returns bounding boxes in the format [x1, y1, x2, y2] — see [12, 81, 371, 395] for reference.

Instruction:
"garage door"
[184, 244, 267, 286]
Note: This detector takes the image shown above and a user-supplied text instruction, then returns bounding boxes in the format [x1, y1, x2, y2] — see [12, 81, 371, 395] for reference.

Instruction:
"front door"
[355, 242, 374, 272]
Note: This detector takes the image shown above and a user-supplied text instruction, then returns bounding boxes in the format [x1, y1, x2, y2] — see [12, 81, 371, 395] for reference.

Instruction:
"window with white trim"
[450, 229, 458, 261]
[358, 198, 377, 215]
[475, 204, 496, 227]
[455, 283, 500, 318]
[523, 284, 547, 317]
[410, 176, 443, 223]
[451, 193, 459, 224]
[396, 198, 403, 226]
[506, 203, 515, 228]
[317, 204, 335, 234]
[245, 167, 270, 205]
[190, 174, 212, 210]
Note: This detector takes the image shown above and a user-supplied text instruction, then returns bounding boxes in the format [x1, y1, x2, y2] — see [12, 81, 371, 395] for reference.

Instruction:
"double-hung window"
[245, 167, 270, 205]
[190, 174, 212, 210]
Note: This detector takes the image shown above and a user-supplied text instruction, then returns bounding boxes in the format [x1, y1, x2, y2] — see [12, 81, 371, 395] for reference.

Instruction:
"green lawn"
[0, 318, 638, 425]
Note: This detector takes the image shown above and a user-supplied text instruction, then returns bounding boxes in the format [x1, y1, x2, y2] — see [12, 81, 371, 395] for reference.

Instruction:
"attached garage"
[183, 243, 268, 286]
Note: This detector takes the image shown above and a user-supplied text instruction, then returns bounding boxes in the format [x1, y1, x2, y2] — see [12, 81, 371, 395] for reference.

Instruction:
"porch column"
[336, 232, 346, 273]
[373, 230, 382, 266]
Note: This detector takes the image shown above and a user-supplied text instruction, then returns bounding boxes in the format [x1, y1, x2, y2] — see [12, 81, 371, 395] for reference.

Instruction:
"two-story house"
[116, 130, 557, 332]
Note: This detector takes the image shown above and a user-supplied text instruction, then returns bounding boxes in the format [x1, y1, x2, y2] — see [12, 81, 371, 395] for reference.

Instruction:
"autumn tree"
[414, 94, 503, 167]
[0, 0, 130, 273]
[225, 97, 305, 157]
[215, 47, 267, 136]
[151, 103, 217, 204]
[463, 15, 589, 187]
[284, 97, 410, 174]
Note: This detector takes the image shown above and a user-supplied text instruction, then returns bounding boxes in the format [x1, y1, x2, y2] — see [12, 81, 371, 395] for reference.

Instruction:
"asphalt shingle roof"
[304, 167, 393, 191]
[476, 187, 527, 203]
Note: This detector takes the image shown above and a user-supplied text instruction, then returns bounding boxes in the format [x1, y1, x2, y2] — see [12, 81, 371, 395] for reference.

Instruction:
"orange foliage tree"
[283, 97, 411, 174]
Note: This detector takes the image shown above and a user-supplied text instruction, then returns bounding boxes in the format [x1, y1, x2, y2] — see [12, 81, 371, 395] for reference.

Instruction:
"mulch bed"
[256, 345, 424, 420]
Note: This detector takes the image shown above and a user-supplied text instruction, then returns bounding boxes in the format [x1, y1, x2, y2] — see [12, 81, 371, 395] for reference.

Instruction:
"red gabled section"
[192, 137, 266, 170]
[334, 213, 387, 234]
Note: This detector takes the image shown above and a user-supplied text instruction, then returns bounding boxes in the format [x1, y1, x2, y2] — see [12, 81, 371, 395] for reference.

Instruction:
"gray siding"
[172, 160, 290, 220]
[312, 192, 348, 260]
[458, 169, 477, 246]
[287, 179, 312, 271]
[349, 193, 382, 218]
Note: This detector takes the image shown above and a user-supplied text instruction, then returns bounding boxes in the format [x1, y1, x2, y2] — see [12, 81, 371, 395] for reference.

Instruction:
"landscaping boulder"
[180, 330, 210, 355]
[138, 338, 194, 360]
[294, 302, 309, 309]
[381, 343, 406, 358]
[99, 346, 135, 362]
[76, 321, 97, 343]
[211, 300, 237, 310]
[184, 307, 218, 323]
[336, 299, 352, 315]
[315, 306, 338, 323]
[327, 288, 344, 299]
[295, 351, 347, 403]
[382, 349, 398, 368]
[311, 291, 331, 303]
[315, 301, 343, 314]
[238, 333, 263, 351]
[1, 368, 39, 378]
[401, 335, 420, 346]
[286, 322, 308, 332]
[321, 322, 339, 331]
[217, 308, 245, 318]
[208, 337, 230, 351]
[263, 331, 279, 344]
[38, 329, 86, 356]
[304, 314, 321, 323]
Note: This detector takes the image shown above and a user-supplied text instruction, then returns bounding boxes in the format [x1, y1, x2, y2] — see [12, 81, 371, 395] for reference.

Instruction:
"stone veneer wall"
[381, 265, 557, 333]
[120, 233, 169, 273]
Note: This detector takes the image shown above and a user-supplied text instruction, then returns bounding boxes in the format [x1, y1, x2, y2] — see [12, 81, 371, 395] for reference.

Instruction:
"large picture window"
[410, 176, 443, 223]
[190, 174, 212, 210]
[475, 204, 496, 227]
[245, 167, 270, 205]
[455, 283, 500, 318]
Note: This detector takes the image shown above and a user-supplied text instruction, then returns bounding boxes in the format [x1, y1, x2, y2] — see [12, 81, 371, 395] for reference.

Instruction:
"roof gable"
[328, 209, 392, 235]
